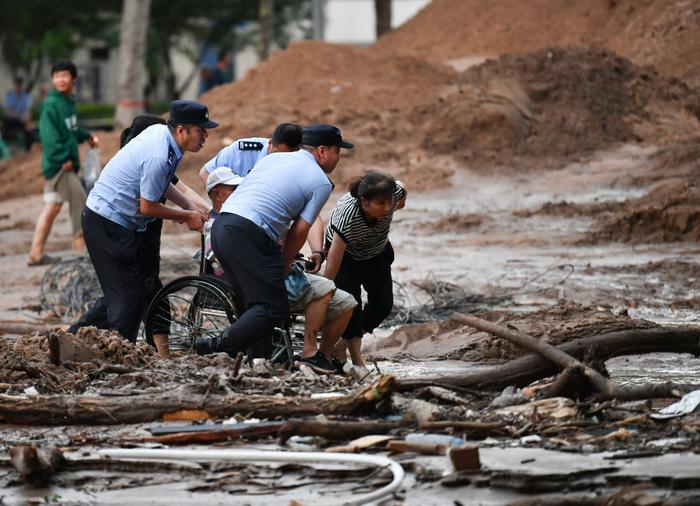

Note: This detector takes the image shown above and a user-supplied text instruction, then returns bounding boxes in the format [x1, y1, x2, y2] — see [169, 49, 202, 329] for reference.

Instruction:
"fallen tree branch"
[0, 321, 50, 337]
[397, 325, 700, 393]
[447, 313, 614, 398]
[0, 375, 396, 425]
[441, 313, 698, 401]
[144, 421, 285, 445]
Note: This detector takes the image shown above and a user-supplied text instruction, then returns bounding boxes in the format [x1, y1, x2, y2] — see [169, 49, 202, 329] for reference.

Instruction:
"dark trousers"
[69, 218, 166, 336]
[78, 208, 153, 342]
[334, 243, 394, 338]
[1, 117, 33, 151]
[211, 213, 288, 358]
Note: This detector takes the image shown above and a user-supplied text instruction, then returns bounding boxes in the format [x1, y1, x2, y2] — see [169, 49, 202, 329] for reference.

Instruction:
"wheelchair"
[142, 236, 304, 367]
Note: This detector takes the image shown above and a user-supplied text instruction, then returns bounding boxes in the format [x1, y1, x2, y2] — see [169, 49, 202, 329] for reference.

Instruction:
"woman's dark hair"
[349, 171, 396, 201]
[120, 114, 166, 148]
[51, 60, 78, 79]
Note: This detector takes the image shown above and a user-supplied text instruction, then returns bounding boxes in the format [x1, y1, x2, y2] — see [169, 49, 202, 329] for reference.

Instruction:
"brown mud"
[1, 2, 700, 504]
[376, 0, 700, 87]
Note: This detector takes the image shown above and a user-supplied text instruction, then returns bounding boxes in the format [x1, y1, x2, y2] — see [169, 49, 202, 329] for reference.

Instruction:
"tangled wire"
[383, 273, 510, 327]
[39, 257, 102, 320]
[382, 264, 575, 328]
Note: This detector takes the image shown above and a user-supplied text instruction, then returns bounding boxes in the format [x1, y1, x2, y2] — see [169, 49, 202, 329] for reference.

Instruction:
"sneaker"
[296, 351, 335, 375]
[350, 365, 371, 381]
[331, 357, 347, 375]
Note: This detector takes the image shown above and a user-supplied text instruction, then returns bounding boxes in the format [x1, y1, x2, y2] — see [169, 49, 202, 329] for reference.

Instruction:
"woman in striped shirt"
[324, 171, 407, 374]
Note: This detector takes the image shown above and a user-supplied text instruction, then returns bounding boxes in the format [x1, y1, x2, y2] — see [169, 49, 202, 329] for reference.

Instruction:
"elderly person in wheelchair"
[204, 167, 356, 374]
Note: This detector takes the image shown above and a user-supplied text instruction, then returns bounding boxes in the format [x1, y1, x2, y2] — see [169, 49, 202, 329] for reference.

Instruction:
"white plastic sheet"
[81, 147, 101, 191]
[650, 389, 700, 420]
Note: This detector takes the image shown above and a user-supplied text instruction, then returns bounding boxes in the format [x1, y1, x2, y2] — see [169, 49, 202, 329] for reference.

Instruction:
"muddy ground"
[2, 2, 700, 500]
[1, 137, 699, 504]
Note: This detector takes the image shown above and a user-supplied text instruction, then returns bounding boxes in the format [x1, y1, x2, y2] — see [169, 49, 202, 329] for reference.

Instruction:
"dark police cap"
[169, 100, 219, 128]
[302, 124, 353, 149]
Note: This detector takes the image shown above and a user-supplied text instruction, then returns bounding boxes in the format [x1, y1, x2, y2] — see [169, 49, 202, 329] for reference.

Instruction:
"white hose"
[98, 448, 404, 506]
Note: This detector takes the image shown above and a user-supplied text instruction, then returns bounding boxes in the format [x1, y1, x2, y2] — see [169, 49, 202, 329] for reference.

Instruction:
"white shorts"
[290, 273, 357, 322]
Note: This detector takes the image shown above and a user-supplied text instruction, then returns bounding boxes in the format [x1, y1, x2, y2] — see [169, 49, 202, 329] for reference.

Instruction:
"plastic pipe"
[98, 448, 404, 506]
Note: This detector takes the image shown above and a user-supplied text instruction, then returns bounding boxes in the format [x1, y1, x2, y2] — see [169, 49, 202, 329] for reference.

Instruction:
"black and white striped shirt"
[325, 181, 406, 261]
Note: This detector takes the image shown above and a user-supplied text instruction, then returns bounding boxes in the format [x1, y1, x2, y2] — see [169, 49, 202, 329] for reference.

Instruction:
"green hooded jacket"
[39, 88, 91, 179]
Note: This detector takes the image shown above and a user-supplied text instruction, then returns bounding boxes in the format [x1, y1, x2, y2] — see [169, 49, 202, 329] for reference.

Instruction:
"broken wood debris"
[0, 375, 396, 425]
[278, 417, 407, 444]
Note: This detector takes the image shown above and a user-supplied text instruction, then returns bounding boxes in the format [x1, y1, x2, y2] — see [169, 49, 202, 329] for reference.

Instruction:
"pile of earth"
[0, 327, 280, 396]
[0, 132, 121, 202]
[429, 212, 490, 232]
[4, 7, 700, 200]
[589, 178, 700, 244]
[512, 200, 625, 219]
[414, 47, 700, 162]
[198, 39, 460, 191]
[0, 40, 460, 200]
[0, 328, 160, 394]
[375, 0, 700, 87]
[366, 302, 657, 363]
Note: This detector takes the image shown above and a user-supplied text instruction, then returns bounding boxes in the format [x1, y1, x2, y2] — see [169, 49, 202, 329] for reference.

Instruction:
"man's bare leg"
[28, 202, 62, 263]
[73, 233, 85, 252]
[346, 337, 366, 367]
[319, 306, 353, 357]
[333, 339, 348, 363]
[153, 334, 170, 358]
[302, 292, 332, 357]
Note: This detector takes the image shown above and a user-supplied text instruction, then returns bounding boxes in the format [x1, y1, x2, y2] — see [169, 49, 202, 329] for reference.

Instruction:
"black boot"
[193, 334, 223, 354]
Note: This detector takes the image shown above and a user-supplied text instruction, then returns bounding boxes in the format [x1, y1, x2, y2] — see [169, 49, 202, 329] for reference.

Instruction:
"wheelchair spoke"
[145, 279, 238, 351]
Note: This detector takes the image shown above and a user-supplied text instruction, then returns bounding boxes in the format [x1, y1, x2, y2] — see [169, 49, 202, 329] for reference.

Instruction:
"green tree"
[0, 0, 311, 102]
[0, 0, 120, 91]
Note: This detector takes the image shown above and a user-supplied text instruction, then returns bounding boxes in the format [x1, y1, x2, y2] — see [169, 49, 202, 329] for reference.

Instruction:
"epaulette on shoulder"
[238, 140, 264, 151]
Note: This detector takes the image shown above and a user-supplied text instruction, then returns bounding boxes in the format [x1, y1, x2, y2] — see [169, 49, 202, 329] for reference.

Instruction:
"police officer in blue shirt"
[194, 124, 353, 358]
[82, 100, 216, 342]
[198, 122, 327, 273]
[197, 122, 302, 184]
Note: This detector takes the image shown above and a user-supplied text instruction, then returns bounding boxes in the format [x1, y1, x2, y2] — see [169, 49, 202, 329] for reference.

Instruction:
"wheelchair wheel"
[144, 275, 241, 351]
[270, 313, 306, 368]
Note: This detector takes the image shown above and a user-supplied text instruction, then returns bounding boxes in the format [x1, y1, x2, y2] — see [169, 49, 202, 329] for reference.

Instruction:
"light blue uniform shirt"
[86, 124, 182, 231]
[221, 149, 333, 241]
[202, 137, 269, 176]
[4, 90, 32, 119]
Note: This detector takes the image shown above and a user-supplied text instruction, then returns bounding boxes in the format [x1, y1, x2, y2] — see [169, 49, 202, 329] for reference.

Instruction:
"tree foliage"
[0, 0, 311, 98]
[0, 0, 120, 90]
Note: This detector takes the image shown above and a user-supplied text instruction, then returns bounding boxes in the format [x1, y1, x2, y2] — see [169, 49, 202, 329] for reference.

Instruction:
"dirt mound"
[0, 328, 159, 394]
[5, 29, 699, 201]
[0, 40, 459, 201]
[198, 40, 459, 191]
[430, 212, 489, 232]
[376, 0, 700, 86]
[0, 132, 122, 202]
[627, 137, 700, 187]
[415, 47, 700, 160]
[590, 178, 700, 244]
[368, 302, 656, 363]
[513, 200, 624, 219]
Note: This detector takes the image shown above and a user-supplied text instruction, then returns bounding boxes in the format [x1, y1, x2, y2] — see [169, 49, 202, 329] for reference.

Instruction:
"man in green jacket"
[28, 60, 98, 266]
